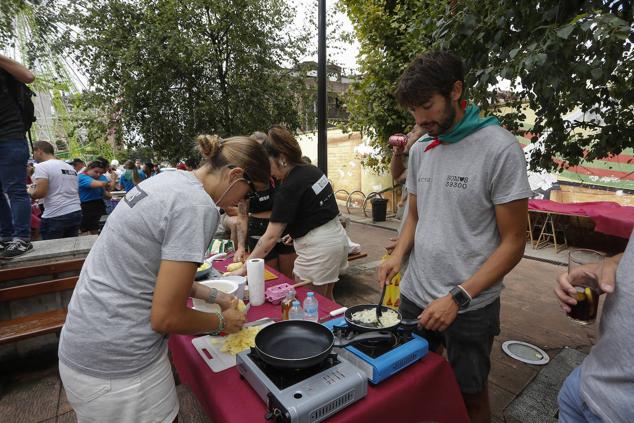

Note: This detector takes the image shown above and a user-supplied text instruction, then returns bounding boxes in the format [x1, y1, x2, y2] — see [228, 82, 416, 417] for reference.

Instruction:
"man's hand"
[419, 295, 459, 332]
[555, 258, 618, 313]
[377, 255, 401, 288]
[215, 291, 238, 311]
[385, 237, 398, 254]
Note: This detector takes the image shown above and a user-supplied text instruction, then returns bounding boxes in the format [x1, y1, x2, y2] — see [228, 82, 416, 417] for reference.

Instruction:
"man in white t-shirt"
[28, 141, 82, 240]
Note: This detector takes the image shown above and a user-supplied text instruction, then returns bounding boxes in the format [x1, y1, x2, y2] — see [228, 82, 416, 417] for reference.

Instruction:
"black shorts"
[80, 200, 106, 232]
[400, 294, 501, 394]
[247, 216, 295, 260]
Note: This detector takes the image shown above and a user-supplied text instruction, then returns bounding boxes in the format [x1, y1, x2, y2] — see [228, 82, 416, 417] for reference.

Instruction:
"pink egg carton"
[265, 283, 294, 304]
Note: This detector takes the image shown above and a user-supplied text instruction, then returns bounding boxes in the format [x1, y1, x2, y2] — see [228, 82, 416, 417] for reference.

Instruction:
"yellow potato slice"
[226, 262, 243, 272]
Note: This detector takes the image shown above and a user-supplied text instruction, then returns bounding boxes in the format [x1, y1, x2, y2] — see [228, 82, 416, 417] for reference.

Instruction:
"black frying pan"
[254, 320, 393, 370]
[345, 304, 419, 332]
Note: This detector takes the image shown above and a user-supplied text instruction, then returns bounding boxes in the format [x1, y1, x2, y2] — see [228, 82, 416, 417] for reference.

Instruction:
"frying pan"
[254, 320, 393, 370]
[344, 304, 419, 332]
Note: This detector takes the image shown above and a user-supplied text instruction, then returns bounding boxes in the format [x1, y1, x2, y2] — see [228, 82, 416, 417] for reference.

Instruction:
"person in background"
[378, 51, 531, 422]
[135, 158, 142, 169]
[231, 126, 347, 299]
[177, 162, 188, 171]
[555, 232, 633, 423]
[0, 53, 36, 259]
[143, 162, 155, 178]
[185, 157, 199, 171]
[385, 125, 425, 277]
[119, 160, 144, 193]
[71, 158, 85, 173]
[28, 141, 82, 240]
[232, 131, 297, 277]
[59, 134, 269, 422]
[78, 161, 112, 234]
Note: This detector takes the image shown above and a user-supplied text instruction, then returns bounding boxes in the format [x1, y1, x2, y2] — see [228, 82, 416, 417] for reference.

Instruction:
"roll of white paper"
[246, 258, 265, 306]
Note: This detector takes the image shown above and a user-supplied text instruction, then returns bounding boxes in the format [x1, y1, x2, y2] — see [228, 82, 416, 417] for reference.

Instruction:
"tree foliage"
[340, 0, 633, 171]
[54, 0, 307, 161]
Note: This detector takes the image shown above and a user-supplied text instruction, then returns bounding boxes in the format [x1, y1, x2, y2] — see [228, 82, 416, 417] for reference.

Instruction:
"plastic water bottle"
[303, 292, 319, 322]
[288, 300, 304, 320]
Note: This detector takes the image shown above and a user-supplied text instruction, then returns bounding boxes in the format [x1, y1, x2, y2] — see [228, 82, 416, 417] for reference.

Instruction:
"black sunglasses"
[227, 165, 258, 200]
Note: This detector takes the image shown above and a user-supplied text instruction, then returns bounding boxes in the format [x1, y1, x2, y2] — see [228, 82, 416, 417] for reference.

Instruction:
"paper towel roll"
[246, 258, 265, 306]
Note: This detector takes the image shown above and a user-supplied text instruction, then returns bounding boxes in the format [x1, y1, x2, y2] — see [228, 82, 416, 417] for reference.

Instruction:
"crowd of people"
[2, 48, 632, 423]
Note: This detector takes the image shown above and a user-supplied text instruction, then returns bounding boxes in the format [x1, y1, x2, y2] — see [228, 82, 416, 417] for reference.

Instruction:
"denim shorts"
[40, 210, 82, 240]
[400, 294, 501, 394]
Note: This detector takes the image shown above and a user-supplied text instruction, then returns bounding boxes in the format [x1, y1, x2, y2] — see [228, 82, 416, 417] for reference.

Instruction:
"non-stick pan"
[344, 304, 419, 332]
[254, 320, 393, 370]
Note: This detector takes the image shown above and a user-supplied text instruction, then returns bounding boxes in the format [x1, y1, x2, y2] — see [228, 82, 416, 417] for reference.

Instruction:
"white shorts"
[293, 217, 349, 286]
[59, 350, 179, 423]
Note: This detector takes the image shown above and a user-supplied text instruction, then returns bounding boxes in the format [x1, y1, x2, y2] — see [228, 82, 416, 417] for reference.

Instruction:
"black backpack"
[11, 78, 36, 132]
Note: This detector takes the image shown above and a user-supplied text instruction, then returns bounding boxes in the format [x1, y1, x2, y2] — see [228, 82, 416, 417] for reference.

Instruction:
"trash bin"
[371, 197, 388, 222]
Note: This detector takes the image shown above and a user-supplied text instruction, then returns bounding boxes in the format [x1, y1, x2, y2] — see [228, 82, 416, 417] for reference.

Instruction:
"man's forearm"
[461, 233, 525, 298]
[0, 54, 35, 83]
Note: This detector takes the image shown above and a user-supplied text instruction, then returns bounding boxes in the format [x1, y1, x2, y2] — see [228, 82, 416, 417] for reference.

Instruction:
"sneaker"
[0, 239, 33, 259]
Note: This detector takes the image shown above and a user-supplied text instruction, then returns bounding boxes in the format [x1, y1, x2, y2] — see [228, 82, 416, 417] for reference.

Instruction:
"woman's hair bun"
[196, 134, 222, 160]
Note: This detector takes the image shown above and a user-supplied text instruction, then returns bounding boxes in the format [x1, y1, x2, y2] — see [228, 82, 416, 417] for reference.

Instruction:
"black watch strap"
[450, 286, 471, 309]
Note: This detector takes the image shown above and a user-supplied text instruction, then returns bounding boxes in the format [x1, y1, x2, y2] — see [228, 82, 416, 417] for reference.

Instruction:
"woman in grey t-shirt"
[58, 135, 270, 423]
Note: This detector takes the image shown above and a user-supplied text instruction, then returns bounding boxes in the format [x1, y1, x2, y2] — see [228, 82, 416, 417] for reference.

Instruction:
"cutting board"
[192, 335, 237, 373]
[192, 320, 273, 373]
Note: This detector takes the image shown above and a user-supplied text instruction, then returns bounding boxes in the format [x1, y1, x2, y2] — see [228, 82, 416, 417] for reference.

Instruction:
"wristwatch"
[449, 286, 472, 309]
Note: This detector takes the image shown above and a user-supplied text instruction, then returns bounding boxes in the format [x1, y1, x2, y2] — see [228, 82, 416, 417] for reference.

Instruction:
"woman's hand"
[234, 248, 246, 263]
[221, 299, 246, 333]
[227, 264, 247, 277]
[215, 291, 238, 311]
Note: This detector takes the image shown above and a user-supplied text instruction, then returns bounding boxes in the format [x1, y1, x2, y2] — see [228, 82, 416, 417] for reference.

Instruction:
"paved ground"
[0, 220, 600, 422]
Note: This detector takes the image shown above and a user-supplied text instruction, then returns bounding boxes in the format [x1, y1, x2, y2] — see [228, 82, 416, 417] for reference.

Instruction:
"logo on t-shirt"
[61, 169, 77, 176]
[446, 175, 469, 190]
[124, 185, 148, 208]
[312, 174, 329, 195]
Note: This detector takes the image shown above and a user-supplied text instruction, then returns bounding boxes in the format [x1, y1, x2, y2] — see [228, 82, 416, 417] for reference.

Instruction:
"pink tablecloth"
[169, 258, 469, 423]
[529, 199, 634, 239]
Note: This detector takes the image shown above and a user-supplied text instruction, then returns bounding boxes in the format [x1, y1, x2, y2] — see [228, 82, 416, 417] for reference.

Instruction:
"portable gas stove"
[322, 317, 428, 384]
[237, 349, 367, 423]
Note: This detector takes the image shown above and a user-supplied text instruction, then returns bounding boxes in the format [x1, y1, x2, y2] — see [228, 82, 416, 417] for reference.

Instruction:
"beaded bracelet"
[210, 311, 225, 336]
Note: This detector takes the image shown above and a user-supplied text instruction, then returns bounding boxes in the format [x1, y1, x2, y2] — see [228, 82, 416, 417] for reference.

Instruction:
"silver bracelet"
[210, 312, 224, 335]
[207, 287, 219, 304]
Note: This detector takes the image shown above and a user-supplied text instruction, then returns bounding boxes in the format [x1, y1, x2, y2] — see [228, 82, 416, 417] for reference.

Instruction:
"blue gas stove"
[322, 317, 428, 384]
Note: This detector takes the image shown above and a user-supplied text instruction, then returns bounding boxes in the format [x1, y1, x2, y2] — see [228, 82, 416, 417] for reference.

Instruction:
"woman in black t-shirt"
[232, 132, 296, 278]
[230, 126, 348, 299]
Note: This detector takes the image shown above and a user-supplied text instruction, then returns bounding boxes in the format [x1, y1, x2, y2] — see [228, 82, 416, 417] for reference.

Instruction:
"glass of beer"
[567, 249, 605, 325]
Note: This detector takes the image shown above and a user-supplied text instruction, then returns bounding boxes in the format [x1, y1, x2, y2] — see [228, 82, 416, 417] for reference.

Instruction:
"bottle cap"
[307, 292, 314, 297]
[292, 300, 300, 306]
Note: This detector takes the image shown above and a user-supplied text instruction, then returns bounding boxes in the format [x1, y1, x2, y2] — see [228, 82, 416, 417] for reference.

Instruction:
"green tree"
[56, 0, 307, 161]
[341, 0, 633, 171]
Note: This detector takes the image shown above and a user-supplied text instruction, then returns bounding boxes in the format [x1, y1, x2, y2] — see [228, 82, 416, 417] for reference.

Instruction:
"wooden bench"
[0, 259, 84, 345]
[347, 252, 368, 261]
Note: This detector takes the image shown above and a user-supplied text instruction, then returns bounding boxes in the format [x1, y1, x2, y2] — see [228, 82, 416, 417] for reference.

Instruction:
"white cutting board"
[192, 335, 237, 373]
[191, 319, 273, 373]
